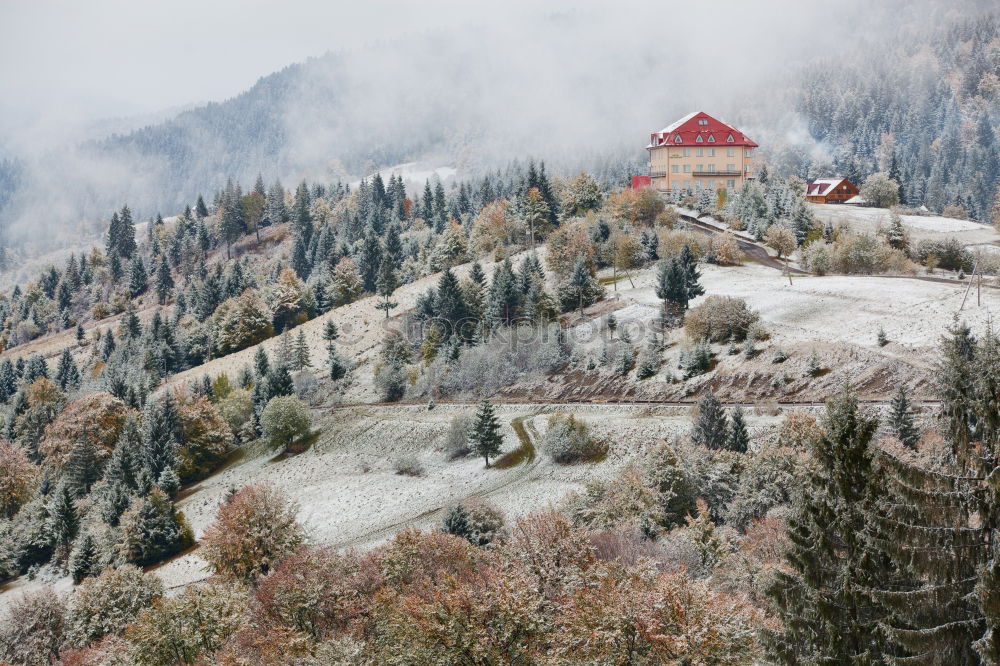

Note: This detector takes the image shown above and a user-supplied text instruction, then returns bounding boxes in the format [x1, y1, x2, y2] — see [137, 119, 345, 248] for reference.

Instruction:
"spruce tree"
[322, 320, 339, 343]
[727, 405, 750, 453]
[140, 394, 179, 482]
[690, 390, 728, 450]
[293, 330, 311, 370]
[55, 348, 79, 391]
[48, 484, 79, 560]
[128, 257, 147, 297]
[195, 194, 209, 218]
[267, 365, 294, 399]
[357, 228, 382, 292]
[327, 343, 348, 381]
[767, 391, 907, 663]
[558, 256, 602, 313]
[435, 268, 470, 340]
[68, 531, 98, 583]
[117, 205, 137, 259]
[65, 438, 99, 495]
[155, 254, 173, 304]
[0, 359, 15, 402]
[375, 257, 398, 319]
[888, 385, 919, 449]
[24, 354, 49, 383]
[875, 324, 1000, 662]
[469, 400, 503, 468]
[254, 346, 270, 380]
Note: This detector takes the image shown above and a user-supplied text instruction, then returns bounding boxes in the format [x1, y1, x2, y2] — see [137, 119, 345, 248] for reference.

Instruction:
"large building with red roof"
[646, 111, 757, 192]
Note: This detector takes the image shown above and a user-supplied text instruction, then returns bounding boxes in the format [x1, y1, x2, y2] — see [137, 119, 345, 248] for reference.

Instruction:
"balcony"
[692, 169, 743, 177]
[648, 169, 667, 178]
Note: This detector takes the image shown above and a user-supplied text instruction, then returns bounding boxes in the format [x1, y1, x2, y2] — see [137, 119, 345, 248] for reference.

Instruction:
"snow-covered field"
[811, 203, 998, 243]
[152, 402, 731, 590]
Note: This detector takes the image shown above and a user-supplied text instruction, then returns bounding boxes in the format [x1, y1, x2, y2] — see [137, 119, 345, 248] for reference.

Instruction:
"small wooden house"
[806, 177, 859, 204]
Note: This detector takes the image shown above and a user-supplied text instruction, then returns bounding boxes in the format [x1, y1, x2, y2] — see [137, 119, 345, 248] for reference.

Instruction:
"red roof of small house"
[806, 177, 851, 196]
[648, 111, 758, 149]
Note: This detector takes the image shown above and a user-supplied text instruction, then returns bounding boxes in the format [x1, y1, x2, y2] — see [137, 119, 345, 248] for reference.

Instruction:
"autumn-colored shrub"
[176, 394, 235, 483]
[0, 439, 37, 518]
[200, 484, 304, 584]
[65, 565, 163, 647]
[684, 295, 760, 342]
[39, 392, 130, 472]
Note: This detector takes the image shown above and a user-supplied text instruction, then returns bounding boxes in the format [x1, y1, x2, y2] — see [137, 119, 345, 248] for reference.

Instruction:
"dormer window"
[674, 135, 682, 143]
[695, 135, 703, 143]
[707, 135, 715, 143]
[726, 134, 734, 143]
[698, 118, 708, 126]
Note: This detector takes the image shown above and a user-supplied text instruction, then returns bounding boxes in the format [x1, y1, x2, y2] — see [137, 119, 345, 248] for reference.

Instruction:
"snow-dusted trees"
[212, 288, 274, 355]
[200, 483, 303, 584]
[859, 171, 900, 208]
[542, 413, 602, 463]
[767, 391, 906, 663]
[260, 395, 312, 452]
[468, 400, 503, 467]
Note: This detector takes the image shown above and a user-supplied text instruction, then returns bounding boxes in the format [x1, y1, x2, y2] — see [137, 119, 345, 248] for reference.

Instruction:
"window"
[685, 180, 691, 189]
[727, 134, 734, 142]
[671, 165, 679, 173]
[727, 148, 735, 157]
[708, 148, 715, 157]
[708, 135, 716, 143]
[695, 135, 703, 143]
[698, 118, 708, 126]
[683, 148, 691, 157]
[696, 164, 703, 172]
[727, 163, 736, 172]
[708, 179, 715, 188]
[727, 179, 736, 189]
[696, 148, 703, 157]
[745, 148, 754, 157]
[683, 164, 691, 173]
[674, 135, 682, 143]
[709, 164, 716, 173]
[745, 165, 751, 172]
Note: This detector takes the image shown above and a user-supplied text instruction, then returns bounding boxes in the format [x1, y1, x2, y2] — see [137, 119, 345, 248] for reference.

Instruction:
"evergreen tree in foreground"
[690, 390, 728, 450]
[469, 400, 503, 468]
[888, 385, 919, 449]
[727, 405, 750, 453]
[767, 391, 908, 663]
[875, 324, 1000, 663]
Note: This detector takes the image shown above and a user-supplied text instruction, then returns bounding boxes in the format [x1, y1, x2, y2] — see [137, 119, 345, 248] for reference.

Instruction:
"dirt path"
[328, 412, 545, 549]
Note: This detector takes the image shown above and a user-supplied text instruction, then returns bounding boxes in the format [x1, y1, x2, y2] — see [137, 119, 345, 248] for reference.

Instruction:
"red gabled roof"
[648, 111, 758, 149]
[806, 177, 851, 196]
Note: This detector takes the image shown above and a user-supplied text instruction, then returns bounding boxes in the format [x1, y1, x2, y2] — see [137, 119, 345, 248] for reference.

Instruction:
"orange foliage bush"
[39, 392, 131, 471]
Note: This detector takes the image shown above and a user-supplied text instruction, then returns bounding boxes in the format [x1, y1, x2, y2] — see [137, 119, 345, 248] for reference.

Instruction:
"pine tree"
[375, 258, 398, 319]
[128, 256, 148, 297]
[64, 438, 99, 495]
[678, 244, 704, 302]
[558, 256, 603, 313]
[140, 395, 179, 482]
[322, 320, 339, 343]
[888, 385, 919, 449]
[727, 405, 750, 453]
[254, 346, 270, 380]
[293, 330, 311, 370]
[117, 205, 137, 259]
[767, 391, 907, 663]
[267, 365, 294, 399]
[55, 347, 80, 391]
[48, 483, 79, 560]
[24, 354, 49, 383]
[195, 194, 209, 218]
[327, 343, 348, 381]
[874, 325, 1000, 663]
[0, 359, 15, 403]
[357, 228, 382, 293]
[469, 400, 503, 467]
[155, 254, 173, 304]
[434, 268, 470, 341]
[75, 323, 84, 344]
[68, 531, 98, 583]
[690, 390, 728, 449]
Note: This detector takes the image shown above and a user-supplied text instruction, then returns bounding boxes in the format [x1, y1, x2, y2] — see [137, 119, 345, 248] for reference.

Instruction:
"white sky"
[0, 0, 499, 132]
